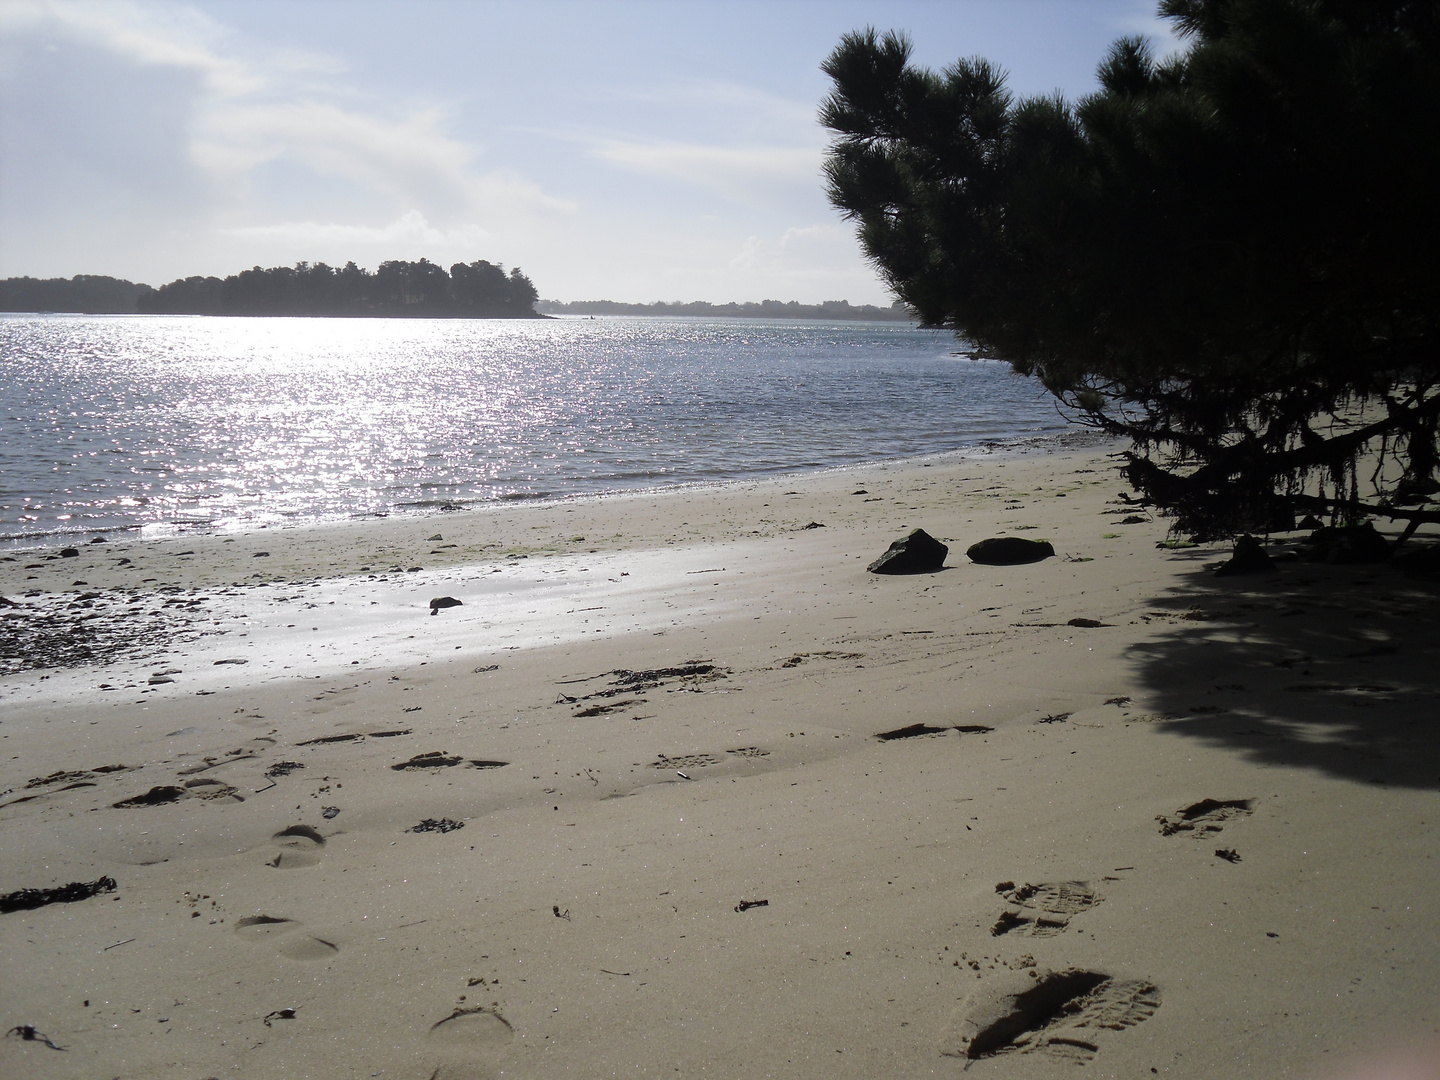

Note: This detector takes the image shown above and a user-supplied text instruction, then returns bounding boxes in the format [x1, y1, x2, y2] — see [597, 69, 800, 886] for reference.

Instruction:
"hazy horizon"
[1, 0, 1178, 306]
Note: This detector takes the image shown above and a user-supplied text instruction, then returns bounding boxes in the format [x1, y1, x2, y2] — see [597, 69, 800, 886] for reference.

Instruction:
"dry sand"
[1, 441, 1437, 1079]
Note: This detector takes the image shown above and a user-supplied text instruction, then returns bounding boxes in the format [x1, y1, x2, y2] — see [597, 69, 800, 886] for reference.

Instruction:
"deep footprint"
[267, 824, 325, 868]
[996, 880, 1101, 916]
[939, 968, 1160, 1060]
[1157, 798, 1254, 837]
[427, 1007, 515, 1080]
[234, 914, 339, 960]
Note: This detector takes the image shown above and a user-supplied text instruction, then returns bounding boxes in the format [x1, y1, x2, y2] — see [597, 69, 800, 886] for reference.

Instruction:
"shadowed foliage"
[821, 1, 1440, 545]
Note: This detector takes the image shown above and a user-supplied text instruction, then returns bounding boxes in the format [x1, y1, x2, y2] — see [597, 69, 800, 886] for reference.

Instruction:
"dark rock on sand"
[1214, 534, 1274, 576]
[868, 529, 948, 574]
[60, 548, 79, 558]
[1393, 544, 1440, 579]
[1301, 522, 1391, 564]
[966, 537, 1055, 565]
[430, 596, 463, 613]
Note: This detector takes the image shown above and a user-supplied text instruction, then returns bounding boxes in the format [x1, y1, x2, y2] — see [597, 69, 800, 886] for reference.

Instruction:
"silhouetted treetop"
[134, 258, 542, 318]
[822, 0, 1440, 544]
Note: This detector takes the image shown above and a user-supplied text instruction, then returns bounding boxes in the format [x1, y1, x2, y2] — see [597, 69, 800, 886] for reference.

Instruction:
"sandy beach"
[2, 440, 1437, 1079]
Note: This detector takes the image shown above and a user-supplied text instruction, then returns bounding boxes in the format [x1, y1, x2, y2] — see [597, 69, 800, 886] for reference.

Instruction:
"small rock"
[60, 548, 79, 558]
[253, 551, 270, 558]
[427, 534, 443, 541]
[867, 529, 948, 575]
[966, 537, 1055, 565]
[430, 596, 463, 613]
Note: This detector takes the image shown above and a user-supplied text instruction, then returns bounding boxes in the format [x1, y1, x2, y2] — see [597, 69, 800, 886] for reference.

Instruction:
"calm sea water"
[0, 314, 1069, 547]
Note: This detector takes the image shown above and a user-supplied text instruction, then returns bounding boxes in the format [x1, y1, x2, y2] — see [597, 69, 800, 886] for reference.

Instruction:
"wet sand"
[2, 442, 1437, 1079]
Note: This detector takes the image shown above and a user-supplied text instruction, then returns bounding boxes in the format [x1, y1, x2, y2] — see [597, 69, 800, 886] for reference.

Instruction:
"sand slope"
[2, 443, 1437, 1079]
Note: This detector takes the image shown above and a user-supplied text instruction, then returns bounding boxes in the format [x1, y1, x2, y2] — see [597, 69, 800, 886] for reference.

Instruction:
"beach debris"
[265, 761, 305, 778]
[1157, 798, 1254, 837]
[0, 590, 216, 676]
[410, 818, 465, 834]
[735, 899, 769, 912]
[427, 534, 444, 541]
[321, 806, 340, 819]
[392, 752, 506, 771]
[112, 785, 186, 808]
[802, 521, 825, 529]
[868, 528, 948, 574]
[214, 657, 248, 665]
[253, 551, 270, 557]
[876, 722, 950, 741]
[1037, 712, 1071, 724]
[966, 537, 1055, 565]
[1214, 534, 1274, 576]
[392, 752, 465, 770]
[473, 664, 499, 673]
[553, 905, 571, 920]
[262, 1008, 297, 1027]
[676, 770, 692, 780]
[429, 595, 463, 614]
[297, 728, 412, 746]
[1215, 848, 1242, 862]
[938, 967, 1159, 1060]
[1066, 617, 1108, 628]
[6, 1025, 66, 1050]
[574, 698, 644, 717]
[1, 875, 117, 914]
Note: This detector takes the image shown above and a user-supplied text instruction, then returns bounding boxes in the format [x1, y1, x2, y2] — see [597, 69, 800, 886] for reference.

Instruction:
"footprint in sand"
[1156, 797, 1254, 837]
[649, 752, 723, 770]
[939, 967, 1160, 1062]
[233, 914, 339, 961]
[425, 1007, 515, 1080]
[990, 881, 1101, 938]
[266, 824, 325, 869]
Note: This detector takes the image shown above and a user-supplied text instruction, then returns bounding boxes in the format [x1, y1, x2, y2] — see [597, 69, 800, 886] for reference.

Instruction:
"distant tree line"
[536, 297, 914, 321]
[0, 259, 541, 318]
[137, 259, 541, 317]
[0, 275, 155, 314]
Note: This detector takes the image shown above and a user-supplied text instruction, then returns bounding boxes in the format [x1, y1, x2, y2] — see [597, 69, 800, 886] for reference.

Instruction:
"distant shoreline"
[538, 298, 914, 321]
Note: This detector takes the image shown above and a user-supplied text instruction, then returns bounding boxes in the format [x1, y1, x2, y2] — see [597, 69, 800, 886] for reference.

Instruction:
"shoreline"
[0, 428, 1102, 554]
[2, 438, 1436, 1079]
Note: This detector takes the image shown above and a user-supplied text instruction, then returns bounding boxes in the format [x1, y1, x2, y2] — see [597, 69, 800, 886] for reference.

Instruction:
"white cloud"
[223, 209, 490, 249]
[2, 0, 573, 233]
[592, 139, 822, 202]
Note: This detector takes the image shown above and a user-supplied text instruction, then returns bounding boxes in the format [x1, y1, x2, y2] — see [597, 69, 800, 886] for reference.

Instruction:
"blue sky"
[0, 0, 1179, 303]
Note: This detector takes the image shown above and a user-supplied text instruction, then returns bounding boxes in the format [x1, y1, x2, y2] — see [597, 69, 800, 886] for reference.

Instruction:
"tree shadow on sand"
[1128, 548, 1440, 791]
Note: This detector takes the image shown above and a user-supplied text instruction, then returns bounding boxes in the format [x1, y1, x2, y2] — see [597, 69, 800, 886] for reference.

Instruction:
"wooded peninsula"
[0, 259, 541, 318]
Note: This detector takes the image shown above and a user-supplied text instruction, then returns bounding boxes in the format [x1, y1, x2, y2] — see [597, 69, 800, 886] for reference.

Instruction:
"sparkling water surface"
[0, 314, 1067, 546]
